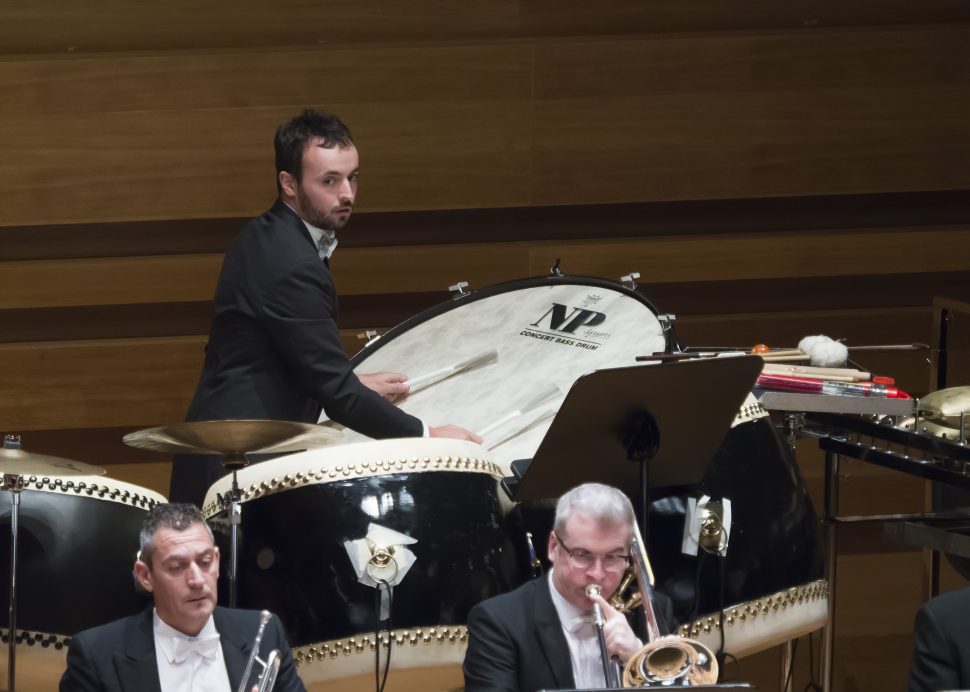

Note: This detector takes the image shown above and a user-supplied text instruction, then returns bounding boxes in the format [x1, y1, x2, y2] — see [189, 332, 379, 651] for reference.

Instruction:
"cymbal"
[919, 387, 970, 428]
[0, 446, 107, 478]
[123, 420, 342, 458]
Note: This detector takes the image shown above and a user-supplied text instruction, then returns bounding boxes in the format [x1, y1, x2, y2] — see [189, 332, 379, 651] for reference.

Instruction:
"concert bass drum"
[327, 275, 672, 474]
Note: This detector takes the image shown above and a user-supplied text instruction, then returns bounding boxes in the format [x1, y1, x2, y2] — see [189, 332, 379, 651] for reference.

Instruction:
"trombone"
[596, 522, 719, 687]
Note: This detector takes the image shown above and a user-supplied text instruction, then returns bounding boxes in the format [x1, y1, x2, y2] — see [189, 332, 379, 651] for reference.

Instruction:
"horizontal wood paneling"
[1, 27, 968, 225]
[525, 227, 970, 284]
[0, 46, 534, 117]
[4, 227, 968, 310]
[4, 191, 968, 261]
[2, 1, 968, 55]
[0, 307, 934, 433]
[0, 336, 204, 431]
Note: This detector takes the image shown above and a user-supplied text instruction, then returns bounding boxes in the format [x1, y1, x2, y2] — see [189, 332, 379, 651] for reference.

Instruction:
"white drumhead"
[327, 280, 667, 474]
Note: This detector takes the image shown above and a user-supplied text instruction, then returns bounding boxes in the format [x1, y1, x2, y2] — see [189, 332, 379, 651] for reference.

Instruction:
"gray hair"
[553, 483, 635, 538]
[138, 503, 213, 566]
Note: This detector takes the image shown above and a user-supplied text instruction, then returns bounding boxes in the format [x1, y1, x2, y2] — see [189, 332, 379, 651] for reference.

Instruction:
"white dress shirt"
[153, 611, 231, 692]
[547, 570, 606, 689]
[282, 202, 338, 261]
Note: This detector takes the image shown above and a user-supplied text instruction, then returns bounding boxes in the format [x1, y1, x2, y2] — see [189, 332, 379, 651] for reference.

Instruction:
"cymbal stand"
[222, 452, 247, 609]
[3, 436, 25, 692]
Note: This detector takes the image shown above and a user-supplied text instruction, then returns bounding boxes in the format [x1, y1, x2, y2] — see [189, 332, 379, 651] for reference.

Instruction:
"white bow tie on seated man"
[59, 502, 308, 692]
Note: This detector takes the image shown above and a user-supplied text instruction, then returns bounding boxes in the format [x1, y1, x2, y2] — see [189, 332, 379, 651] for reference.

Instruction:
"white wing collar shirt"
[282, 201, 339, 261]
[547, 570, 607, 689]
[153, 611, 231, 692]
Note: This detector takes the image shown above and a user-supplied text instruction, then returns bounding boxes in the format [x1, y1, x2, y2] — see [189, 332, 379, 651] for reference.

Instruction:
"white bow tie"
[317, 234, 338, 260]
[171, 634, 221, 664]
[565, 613, 595, 633]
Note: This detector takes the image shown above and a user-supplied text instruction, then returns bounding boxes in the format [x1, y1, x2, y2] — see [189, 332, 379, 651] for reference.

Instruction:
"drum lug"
[658, 314, 677, 344]
[620, 272, 640, 290]
[356, 329, 381, 346]
[448, 281, 470, 298]
[549, 259, 563, 277]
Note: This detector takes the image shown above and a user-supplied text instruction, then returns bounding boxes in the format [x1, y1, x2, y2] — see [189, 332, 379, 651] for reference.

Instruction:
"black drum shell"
[515, 417, 824, 625]
[211, 471, 532, 646]
[0, 488, 152, 640]
[650, 416, 824, 622]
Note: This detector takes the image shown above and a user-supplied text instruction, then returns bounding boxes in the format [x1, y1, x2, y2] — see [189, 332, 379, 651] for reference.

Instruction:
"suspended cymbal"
[123, 420, 342, 457]
[918, 387, 970, 428]
[0, 446, 106, 478]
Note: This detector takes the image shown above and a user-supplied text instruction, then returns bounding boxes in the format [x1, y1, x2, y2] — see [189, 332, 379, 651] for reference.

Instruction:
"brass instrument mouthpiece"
[585, 584, 602, 598]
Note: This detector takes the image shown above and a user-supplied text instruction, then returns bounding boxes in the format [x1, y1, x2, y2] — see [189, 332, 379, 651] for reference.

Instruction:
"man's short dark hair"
[138, 502, 212, 566]
[274, 109, 354, 193]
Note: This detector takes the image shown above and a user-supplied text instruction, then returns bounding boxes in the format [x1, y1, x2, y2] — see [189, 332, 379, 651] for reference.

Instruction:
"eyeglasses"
[554, 532, 630, 571]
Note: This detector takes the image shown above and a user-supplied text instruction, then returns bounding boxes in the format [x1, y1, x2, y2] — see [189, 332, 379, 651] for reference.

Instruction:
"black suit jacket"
[908, 586, 970, 692]
[59, 606, 306, 692]
[463, 576, 676, 692]
[170, 200, 423, 504]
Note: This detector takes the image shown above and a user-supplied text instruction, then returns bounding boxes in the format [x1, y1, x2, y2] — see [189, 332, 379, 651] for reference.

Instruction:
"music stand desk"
[509, 356, 763, 502]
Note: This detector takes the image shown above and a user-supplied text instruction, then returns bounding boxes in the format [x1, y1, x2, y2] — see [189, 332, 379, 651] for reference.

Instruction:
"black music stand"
[505, 356, 763, 540]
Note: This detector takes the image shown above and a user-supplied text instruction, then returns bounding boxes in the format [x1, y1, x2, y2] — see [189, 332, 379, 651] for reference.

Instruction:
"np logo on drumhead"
[519, 303, 611, 351]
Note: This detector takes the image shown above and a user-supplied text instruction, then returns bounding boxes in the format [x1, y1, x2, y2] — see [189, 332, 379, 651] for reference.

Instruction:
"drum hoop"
[351, 274, 673, 365]
[202, 448, 503, 518]
[292, 623, 468, 672]
[677, 578, 828, 657]
[732, 395, 769, 428]
[15, 474, 165, 509]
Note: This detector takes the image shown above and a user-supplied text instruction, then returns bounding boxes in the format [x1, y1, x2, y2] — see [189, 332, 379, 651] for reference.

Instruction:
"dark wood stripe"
[2, 272, 967, 344]
[9, 426, 170, 468]
[2, 190, 969, 261]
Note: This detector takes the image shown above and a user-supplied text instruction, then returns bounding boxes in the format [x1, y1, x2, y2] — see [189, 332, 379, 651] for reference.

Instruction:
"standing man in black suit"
[170, 109, 479, 505]
[908, 585, 970, 692]
[462, 483, 676, 692]
[60, 503, 306, 692]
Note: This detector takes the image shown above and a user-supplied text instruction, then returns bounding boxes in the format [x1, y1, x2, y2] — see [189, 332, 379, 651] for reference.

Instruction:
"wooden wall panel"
[2, 27, 968, 225]
[2, 1, 968, 55]
[526, 228, 970, 284]
[4, 227, 967, 311]
[0, 337, 203, 431]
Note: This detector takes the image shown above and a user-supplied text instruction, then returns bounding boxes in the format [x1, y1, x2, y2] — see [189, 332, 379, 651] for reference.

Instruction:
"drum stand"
[220, 453, 248, 609]
[2, 471, 24, 692]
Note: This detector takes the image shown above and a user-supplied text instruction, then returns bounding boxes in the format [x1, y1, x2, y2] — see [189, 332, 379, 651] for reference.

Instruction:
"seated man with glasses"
[463, 482, 675, 692]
